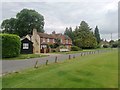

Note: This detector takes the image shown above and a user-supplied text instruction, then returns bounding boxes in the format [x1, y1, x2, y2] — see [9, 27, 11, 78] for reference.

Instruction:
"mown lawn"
[2, 50, 118, 88]
[2, 54, 48, 60]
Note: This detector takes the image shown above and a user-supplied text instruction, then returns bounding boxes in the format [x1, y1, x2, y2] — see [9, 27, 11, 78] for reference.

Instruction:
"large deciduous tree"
[1, 9, 44, 37]
[94, 26, 101, 44]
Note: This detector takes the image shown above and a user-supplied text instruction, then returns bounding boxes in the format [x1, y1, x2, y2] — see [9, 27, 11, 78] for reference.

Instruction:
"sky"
[1, 0, 119, 41]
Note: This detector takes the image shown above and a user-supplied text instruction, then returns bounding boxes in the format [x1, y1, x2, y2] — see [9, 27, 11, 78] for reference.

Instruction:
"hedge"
[71, 46, 82, 51]
[1, 34, 21, 58]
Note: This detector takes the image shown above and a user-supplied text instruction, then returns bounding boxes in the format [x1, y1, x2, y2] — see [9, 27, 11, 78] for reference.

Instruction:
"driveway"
[2, 50, 110, 75]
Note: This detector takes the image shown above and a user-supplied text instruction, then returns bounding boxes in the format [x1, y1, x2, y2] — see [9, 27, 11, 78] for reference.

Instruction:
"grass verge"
[2, 50, 118, 88]
[2, 54, 48, 60]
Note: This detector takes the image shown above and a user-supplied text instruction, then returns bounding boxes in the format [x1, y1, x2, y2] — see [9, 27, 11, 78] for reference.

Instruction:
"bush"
[71, 46, 82, 51]
[112, 43, 118, 48]
[59, 45, 67, 49]
[103, 44, 109, 48]
[1, 34, 21, 58]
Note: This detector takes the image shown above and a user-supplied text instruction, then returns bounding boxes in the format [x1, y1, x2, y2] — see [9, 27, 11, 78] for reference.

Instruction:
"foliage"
[109, 40, 118, 48]
[118, 39, 120, 47]
[64, 27, 74, 42]
[54, 38, 61, 48]
[103, 44, 109, 48]
[49, 44, 54, 48]
[71, 46, 81, 51]
[1, 9, 44, 37]
[59, 45, 67, 49]
[109, 40, 114, 45]
[1, 34, 21, 58]
[1, 18, 17, 34]
[112, 43, 118, 48]
[94, 26, 101, 44]
[74, 21, 97, 49]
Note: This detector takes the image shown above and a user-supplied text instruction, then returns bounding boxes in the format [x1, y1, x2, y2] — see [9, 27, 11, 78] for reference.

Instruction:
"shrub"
[1, 34, 21, 58]
[112, 43, 118, 48]
[103, 44, 109, 48]
[59, 45, 67, 49]
[49, 44, 54, 48]
[71, 46, 82, 51]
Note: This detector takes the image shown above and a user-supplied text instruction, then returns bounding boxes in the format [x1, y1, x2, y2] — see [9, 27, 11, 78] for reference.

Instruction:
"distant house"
[21, 38, 33, 54]
[100, 40, 109, 48]
[21, 29, 72, 53]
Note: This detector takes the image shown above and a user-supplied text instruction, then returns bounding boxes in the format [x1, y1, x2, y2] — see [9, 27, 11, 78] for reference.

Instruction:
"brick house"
[21, 29, 72, 53]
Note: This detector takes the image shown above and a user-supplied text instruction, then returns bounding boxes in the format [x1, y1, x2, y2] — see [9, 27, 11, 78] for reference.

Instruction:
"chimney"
[33, 28, 37, 36]
[52, 31, 56, 34]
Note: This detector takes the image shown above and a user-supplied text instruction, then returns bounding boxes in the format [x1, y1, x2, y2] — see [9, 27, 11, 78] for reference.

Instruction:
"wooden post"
[55, 56, 58, 63]
[83, 53, 85, 56]
[73, 55, 75, 59]
[69, 55, 71, 60]
[46, 60, 48, 65]
[34, 60, 38, 68]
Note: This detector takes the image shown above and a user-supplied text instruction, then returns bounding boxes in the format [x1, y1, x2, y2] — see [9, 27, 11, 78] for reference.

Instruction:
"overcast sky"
[1, 0, 119, 41]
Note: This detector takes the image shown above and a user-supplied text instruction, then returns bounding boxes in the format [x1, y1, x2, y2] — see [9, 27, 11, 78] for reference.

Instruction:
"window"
[43, 38, 45, 42]
[23, 43, 29, 49]
[41, 45, 47, 49]
[53, 39, 55, 43]
[61, 39, 62, 43]
[66, 39, 68, 44]
[47, 38, 50, 42]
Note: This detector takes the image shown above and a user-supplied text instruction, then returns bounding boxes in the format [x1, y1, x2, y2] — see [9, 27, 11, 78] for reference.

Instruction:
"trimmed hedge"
[71, 46, 82, 51]
[1, 34, 21, 58]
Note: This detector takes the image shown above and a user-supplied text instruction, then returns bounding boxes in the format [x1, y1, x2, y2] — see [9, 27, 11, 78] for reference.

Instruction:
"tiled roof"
[38, 32, 71, 40]
[38, 33, 54, 38]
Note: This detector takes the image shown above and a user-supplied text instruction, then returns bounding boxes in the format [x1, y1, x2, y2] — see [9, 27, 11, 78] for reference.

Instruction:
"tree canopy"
[94, 26, 101, 44]
[1, 9, 44, 37]
[74, 21, 97, 49]
[64, 27, 74, 42]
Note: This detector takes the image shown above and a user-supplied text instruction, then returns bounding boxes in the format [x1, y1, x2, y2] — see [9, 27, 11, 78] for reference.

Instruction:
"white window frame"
[61, 39, 62, 43]
[47, 38, 50, 42]
[23, 43, 29, 49]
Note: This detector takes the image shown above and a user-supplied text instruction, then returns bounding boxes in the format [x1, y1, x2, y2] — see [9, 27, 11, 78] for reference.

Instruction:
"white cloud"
[1, 0, 119, 40]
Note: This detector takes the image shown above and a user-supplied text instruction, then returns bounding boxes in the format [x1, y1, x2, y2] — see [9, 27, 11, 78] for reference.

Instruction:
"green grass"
[3, 54, 48, 60]
[0, 78, 1, 89]
[2, 50, 118, 88]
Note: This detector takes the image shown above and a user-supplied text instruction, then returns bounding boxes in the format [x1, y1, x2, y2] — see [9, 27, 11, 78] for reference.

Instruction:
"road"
[2, 50, 111, 75]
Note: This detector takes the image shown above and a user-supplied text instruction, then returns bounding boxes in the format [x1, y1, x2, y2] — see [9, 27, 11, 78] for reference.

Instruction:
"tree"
[1, 18, 17, 34]
[54, 38, 61, 48]
[94, 26, 101, 44]
[1, 9, 44, 37]
[74, 21, 97, 49]
[64, 27, 74, 42]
